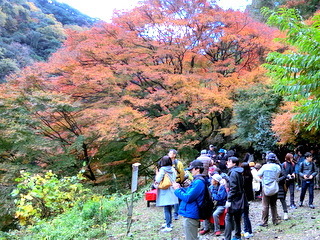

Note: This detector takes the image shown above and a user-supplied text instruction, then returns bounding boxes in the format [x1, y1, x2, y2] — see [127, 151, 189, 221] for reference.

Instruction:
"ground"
[106, 187, 320, 240]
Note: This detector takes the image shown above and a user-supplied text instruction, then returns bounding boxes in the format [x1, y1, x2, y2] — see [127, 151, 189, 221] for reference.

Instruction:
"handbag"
[158, 173, 172, 190]
[283, 181, 288, 193]
[263, 180, 279, 196]
[229, 192, 247, 214]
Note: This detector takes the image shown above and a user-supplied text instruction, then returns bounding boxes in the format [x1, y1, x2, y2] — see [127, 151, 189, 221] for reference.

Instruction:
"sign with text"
[131, 163, 141, 193]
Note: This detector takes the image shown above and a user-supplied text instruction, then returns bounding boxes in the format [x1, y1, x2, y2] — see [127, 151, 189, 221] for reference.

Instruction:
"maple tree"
[0, 0, 280, 185]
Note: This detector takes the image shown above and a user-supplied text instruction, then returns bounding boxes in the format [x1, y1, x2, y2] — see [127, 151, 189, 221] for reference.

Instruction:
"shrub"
[11, 170, 90, 226]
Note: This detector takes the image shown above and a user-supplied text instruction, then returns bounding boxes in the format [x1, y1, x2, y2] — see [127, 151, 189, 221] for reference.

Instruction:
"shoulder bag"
[158, 172, 172, 190]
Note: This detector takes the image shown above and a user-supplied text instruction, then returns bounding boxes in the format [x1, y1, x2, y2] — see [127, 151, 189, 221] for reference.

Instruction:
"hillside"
[0, 0, 97, 83]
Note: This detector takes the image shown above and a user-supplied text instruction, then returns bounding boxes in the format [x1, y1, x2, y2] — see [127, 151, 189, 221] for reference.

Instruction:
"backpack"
[248, 154, 254, 163]
[195, 177, 214, 220]
[284, 162, 294, 169]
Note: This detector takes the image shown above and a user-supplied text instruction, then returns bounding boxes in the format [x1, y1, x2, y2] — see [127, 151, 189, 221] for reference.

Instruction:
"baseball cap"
[187, 160, 204, 171]
[200, 149, 207, 154]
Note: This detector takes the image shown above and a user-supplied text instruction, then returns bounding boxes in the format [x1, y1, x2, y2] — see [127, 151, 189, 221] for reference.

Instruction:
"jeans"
[224, 212, 241, 240]
[300, 180, 314, 205]
[173, 203, 179, 218]
[242, 207, 252, 234]
[163, 205, 172, 227]
[286, 180, 295, 206]
[183, 217, 199, 240]
[279, 197, 288, 213]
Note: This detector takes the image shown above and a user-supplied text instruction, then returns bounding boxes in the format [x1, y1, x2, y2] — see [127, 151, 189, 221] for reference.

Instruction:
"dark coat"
[227, 166, 246, 202]
[277, 164, 287, 199]
[243, 174, 254, 201]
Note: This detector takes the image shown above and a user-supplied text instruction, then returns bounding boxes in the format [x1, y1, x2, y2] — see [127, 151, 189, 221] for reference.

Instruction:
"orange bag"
[158, 173, 172, 190]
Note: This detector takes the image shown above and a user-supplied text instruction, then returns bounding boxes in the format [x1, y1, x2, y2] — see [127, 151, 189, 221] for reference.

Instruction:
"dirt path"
[108, 188, 320, 239]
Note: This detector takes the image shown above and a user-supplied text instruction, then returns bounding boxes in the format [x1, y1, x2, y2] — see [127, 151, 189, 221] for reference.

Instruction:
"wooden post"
[127, 163, 141, 236]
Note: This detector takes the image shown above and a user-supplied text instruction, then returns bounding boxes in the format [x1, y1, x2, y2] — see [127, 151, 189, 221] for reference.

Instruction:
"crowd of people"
[153, 146, 319, 240]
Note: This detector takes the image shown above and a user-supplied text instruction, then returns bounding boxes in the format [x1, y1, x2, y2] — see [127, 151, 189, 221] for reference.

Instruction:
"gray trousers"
[262, 190, 278, 225]
[183, 217, 199, 240]
[203, 206, 226, 232]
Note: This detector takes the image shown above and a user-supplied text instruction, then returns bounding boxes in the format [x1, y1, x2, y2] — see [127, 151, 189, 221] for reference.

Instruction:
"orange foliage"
[271, 102, 299, 145]
[1, 0, 282, 167]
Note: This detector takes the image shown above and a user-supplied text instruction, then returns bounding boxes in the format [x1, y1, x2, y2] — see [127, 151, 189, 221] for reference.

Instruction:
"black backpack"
[195, 176, 214, 219]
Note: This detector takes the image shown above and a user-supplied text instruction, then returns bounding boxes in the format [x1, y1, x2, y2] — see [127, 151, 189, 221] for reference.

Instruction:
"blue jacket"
[209, 183, 227, 206]
[174, 174, 205, 219]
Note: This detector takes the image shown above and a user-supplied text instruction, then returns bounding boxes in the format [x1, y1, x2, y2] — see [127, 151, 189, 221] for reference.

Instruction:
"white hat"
[211, 174, 222, 182]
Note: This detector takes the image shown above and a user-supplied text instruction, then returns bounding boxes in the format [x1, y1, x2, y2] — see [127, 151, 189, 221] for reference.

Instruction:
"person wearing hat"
[217, 149, 228, 174]
[257, 152, 281, 227]
[173, 160, 206, 240]
[196, 149, 212, 177]
[208, 145, 216, 159]
[298, 152, 318, 209]
[200, 173, 227, 236]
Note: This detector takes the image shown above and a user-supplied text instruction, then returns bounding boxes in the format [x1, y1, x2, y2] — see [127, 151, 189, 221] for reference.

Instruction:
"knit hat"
[211, 174, 222, 182]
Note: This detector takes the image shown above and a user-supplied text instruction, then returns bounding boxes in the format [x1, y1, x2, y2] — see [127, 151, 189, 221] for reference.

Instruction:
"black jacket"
[227, 166, 246, 202]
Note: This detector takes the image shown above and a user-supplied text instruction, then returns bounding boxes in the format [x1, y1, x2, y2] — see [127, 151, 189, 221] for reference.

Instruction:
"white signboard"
[131, 163, 141, 193]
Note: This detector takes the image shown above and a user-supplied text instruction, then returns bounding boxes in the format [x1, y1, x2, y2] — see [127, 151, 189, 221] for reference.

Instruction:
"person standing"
[298, 152, 318, 209]
[173, 160, 206, 240]
[217, 149, 228, 174]
[251, 163, 262, 199]
[283, 153, 296, 209]
[277, 160, 289, 220]
[224, 157, 247, 240]
[243, 146, 255, 163]
[155, 156, 179, 232]
[168, 149, 184, 220]
[294, 146, 305, 190]
[257, 153, 281, 227]
[241, 162, 253, 239]
[208, 145, 216, 159]
[196, 149, 212, 177]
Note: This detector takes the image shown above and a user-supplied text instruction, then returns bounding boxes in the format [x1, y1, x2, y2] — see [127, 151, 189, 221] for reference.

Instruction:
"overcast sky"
[57, 0, 252, 22]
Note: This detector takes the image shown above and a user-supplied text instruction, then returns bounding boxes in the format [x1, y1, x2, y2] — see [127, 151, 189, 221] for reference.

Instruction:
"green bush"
[11, 170, 90, 226]
[81, 194, 126, 224]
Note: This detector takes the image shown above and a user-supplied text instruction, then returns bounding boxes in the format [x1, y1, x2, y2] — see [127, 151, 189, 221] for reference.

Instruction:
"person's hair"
[161, 156, 172, 166]
[228, 156, 239, 165]
[266, 152, 277, 163]
[247, 146, 254, 154]
[285, 153, 293, 162]
[241, 162, 253, 178]
[195, 165, 204, 173]
[169, 149, 177, 155]
[305, 152, 312, 158]
[190, 160, 204, 173]
[213, 167, 221, 174]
